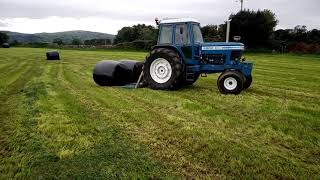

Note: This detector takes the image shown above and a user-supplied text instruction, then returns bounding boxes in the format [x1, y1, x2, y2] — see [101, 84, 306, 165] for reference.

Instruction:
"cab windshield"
[192, 24, 204, 44]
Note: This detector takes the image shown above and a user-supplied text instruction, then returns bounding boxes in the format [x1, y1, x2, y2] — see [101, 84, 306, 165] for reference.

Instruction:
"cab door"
[174, 23, 192, 61]
[191, 24, 204, 64]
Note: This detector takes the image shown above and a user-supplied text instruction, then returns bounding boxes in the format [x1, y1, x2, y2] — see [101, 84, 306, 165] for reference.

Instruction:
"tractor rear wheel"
[217, 71, 244, 95]
[243, 75, 252, 89]
[143, 48, 184, 90]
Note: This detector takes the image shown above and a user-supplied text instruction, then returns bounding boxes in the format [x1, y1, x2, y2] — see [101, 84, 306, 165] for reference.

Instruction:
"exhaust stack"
[226, 20, 231, 42]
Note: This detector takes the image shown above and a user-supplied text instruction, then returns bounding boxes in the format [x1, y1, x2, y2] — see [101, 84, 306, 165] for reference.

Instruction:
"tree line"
[113, 24, 158, 50]
[0, 32, 9, 45]
[52, 38, 112, 46]
[113, 9, 320, 53]
[0, 33, 113, 47]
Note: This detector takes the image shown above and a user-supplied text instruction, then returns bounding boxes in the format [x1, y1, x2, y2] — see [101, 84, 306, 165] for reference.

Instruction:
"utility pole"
[240, 0, 244, 11]
[236, 0, 244, 11]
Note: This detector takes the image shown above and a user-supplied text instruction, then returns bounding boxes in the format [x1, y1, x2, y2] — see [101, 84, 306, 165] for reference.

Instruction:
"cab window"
[159, 25, 173, 44]
[175, 24, 190, 45]
[192, 24, 204, 44]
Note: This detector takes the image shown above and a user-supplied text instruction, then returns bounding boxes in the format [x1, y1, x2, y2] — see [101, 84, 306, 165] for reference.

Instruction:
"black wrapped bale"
[46, 51, 60, 60]
[93, 60, 131, 86]
[93, 60, 144, 86]
[2, 43, 10, 48]
[119, 60, 144, 82]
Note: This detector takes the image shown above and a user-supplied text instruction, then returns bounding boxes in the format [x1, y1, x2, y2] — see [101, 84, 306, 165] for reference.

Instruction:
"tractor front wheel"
[243, 75, 252, 89]
[143, 48, 184, 90]
[217, 71, 244, 95]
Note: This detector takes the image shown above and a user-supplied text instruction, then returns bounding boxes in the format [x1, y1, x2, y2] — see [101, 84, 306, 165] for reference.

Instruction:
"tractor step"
[186, 66, 196, 81]
[186, 73, 195, 81]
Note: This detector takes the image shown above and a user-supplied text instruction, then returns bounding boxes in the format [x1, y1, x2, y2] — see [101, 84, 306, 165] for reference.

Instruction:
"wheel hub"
[150, 58, 172, 84]
[224, 77, 237, 90]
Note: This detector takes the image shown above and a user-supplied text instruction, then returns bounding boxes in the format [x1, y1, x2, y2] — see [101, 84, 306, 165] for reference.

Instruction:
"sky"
[0, 0, 319, 34]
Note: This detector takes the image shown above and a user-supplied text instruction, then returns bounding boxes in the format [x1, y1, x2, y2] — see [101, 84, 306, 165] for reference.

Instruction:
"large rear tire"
[217, 71, 244, 95]
[143, 48, 184, 90]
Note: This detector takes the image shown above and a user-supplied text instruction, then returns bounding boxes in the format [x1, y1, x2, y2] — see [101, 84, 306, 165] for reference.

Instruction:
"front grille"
[231, 50, 242, 60]
[202, 54, 225, 65]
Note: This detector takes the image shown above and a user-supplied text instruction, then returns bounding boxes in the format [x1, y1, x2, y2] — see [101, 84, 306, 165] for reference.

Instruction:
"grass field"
[0, 47, 319, 179]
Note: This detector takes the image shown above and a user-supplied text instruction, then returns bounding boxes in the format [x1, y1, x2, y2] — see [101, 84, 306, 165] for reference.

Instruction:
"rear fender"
[151, 45, 186, 63]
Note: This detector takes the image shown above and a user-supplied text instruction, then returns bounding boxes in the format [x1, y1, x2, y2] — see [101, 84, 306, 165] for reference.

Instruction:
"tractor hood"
[201, 42, 244, 51]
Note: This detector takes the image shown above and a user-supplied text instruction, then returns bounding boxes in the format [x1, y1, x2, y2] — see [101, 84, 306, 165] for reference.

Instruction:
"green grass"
[0, 48, 319, 179]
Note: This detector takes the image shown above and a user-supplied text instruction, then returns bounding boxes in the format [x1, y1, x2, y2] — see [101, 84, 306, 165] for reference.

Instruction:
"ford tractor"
[142, 18, 253, 94]
[93, 18, 253, 95]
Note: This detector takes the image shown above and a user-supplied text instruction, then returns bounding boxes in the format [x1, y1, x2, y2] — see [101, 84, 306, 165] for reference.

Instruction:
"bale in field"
[46, 51, 60, 60]
[93, 60, 131, 86]
[119, 60, 144, 82]
[2, 43, 10, 48]
[93, 60, 143, 86]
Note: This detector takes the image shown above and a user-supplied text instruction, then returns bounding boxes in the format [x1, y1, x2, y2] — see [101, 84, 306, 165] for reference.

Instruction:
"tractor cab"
[156, 18, 203, 64]
[142, 18, 253, 94]
[156, 18, 247, 67]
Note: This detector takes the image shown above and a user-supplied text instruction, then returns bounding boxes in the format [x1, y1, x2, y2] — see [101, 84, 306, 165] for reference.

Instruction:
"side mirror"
[155, 18, 160, 25]
[233, 36, 241, 42]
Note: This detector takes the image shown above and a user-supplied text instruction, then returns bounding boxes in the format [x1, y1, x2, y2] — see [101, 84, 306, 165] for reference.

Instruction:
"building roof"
[159, 18, 200, 24]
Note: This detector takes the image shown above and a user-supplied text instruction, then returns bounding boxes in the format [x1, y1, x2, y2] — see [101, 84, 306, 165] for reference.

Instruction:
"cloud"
[245, 0, 320, 29]
[0, 22, 9, 27]
[0, 0, 319, 33]
[0, 20, 10, 27]
[0, 0, 231, 21]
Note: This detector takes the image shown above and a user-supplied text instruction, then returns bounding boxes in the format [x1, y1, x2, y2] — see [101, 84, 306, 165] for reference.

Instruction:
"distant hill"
[0, 30, 115, 44]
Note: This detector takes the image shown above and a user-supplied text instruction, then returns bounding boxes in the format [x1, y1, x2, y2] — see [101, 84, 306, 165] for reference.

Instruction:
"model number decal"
[202, 46, 245, 50]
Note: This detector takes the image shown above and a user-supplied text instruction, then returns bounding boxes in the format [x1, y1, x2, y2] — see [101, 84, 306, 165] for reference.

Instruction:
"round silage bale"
[46, 51, 60, 60]
[2, 43, 10, 48]
[93, 60, 132, 86]
[118, 60, 144, 82]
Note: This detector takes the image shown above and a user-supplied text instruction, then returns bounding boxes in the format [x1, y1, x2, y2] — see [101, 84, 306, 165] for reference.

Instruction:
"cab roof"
[159, 18, 200, 24]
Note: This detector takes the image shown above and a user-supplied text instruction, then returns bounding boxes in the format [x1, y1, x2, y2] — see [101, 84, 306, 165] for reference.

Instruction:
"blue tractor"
[142, 18, 253, 94]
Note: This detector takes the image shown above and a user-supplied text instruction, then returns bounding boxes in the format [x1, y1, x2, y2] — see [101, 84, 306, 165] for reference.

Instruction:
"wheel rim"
[150, 58, 172, 84]
[224, 77, 237, 90]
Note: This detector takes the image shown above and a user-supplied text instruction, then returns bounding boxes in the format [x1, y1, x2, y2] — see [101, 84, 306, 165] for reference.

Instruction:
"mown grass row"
[0, 48, 319, 179]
